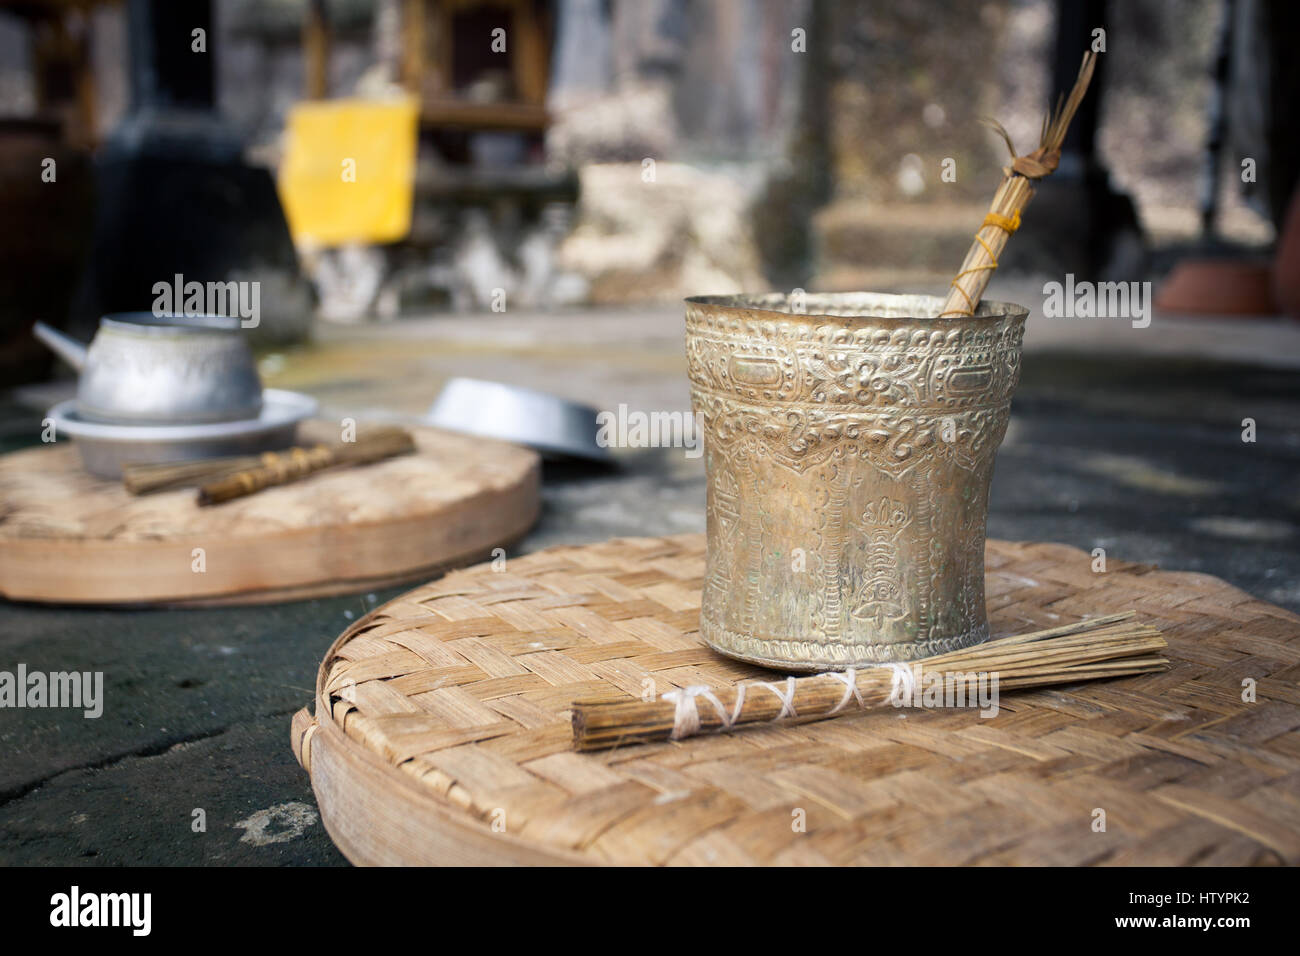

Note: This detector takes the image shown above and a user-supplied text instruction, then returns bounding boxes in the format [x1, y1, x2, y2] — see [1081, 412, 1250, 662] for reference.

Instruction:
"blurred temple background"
[2, 0, 1297, 377]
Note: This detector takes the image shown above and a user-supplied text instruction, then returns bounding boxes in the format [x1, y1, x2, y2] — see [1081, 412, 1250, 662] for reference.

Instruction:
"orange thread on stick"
[944, 229, 1006, 316]
[982, 209, 1021, 233]
[939, 51, 1097, 319]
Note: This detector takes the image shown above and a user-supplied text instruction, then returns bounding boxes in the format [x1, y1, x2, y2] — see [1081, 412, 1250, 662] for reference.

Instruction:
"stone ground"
[2, 275, 1298, 865]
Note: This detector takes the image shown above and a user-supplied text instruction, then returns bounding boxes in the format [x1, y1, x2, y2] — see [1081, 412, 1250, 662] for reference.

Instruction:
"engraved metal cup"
[686, 292, 1028, 670]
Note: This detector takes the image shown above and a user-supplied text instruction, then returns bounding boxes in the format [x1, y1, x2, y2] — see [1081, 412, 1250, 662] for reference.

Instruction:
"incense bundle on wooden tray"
[121, 426, 416, 503]
[572, 612, 1166, 751]
[122, 456, 262, 494]
[940, 50, 1097, 317]
[197, 427, 415, 505]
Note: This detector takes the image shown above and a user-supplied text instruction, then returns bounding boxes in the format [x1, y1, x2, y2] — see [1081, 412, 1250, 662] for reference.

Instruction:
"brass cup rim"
[685, 291, 1029, 329]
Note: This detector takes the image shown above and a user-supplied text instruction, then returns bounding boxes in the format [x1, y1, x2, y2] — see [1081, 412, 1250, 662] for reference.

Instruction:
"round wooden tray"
[0, 422, 539, 605]
[293, 533, 1300, 866]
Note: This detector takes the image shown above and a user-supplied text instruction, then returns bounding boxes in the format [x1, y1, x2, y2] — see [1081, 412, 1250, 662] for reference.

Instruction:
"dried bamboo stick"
[939, 50, 1098, 317]
[571, 612, 1166, 751]
[197, 427, 416, 505]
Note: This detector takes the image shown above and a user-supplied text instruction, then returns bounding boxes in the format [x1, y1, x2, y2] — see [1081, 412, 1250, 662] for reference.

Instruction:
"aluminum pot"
[34, 313, 263, 425]
[685, 292, 1028, 670]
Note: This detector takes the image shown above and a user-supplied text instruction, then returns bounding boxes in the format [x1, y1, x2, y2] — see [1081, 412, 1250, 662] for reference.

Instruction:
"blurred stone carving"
[559, 162, 766, 303]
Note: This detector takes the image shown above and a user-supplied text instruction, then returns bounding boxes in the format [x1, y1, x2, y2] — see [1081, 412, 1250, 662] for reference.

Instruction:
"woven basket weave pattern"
[307, 533, 1300, 865]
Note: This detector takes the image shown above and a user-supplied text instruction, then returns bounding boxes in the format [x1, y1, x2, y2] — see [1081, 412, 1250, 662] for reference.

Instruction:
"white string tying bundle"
[662, 684, 747, 740]
[757, 677, 799, 719]
[883, 662, 917, 707]
[662, 662, 918, 740]
[826, 668, 862, 713]
[822, 663, 916, 712]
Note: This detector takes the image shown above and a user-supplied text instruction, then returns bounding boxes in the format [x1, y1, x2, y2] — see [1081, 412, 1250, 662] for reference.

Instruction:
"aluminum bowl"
[47, 388, 318, 479]
[426, 378, 612, 463]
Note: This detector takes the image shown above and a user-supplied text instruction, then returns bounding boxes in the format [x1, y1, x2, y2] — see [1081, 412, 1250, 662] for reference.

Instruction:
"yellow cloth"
[277, 97, 419, 246]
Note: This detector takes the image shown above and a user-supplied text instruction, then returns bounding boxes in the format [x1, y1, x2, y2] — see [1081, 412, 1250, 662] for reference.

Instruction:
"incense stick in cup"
[571, 612, 1167, 751]
[939, 50, 1098, 317]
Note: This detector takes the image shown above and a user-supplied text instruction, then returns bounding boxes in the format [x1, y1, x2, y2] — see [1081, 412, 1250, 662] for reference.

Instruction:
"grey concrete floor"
[2, 282, 1298, 864]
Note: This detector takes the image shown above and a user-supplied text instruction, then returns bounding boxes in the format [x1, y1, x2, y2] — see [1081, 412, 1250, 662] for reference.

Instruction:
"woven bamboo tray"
[292, 533, 1300, 866]
[0, 422, 539, 605]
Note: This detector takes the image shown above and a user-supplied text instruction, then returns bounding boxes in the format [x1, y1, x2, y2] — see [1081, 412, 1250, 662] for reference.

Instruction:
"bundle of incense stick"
[572, 612, 1166, 751]
[939, 50, 1097, 317]
[197, 427, 415, 505]
[123, 456, 265, 494]
[122, 427, 415, 501]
